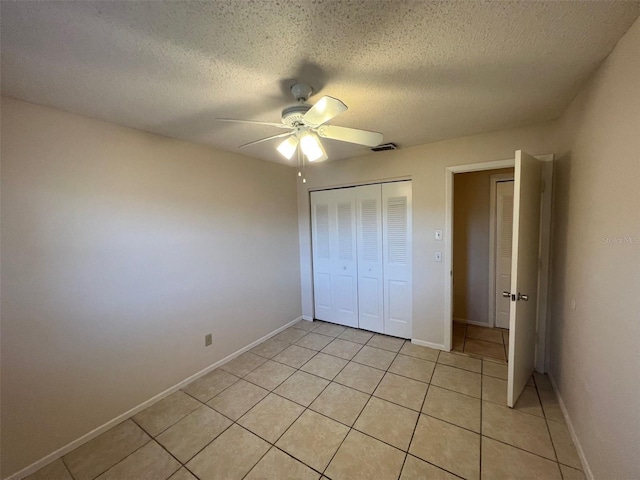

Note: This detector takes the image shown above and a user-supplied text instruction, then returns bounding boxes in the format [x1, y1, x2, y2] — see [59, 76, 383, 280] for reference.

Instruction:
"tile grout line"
[318, 344, 403, 478]
[395, 348, 438, 480]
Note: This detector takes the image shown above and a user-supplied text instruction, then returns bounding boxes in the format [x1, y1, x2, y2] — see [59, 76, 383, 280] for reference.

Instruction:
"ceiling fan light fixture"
[300, 131, 327, 162]
[276, 136, 298, 160]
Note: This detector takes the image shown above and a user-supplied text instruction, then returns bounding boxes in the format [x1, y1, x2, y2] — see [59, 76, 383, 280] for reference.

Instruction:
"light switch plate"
[435, 251, 442, 262]
[435, 230, 443, 240]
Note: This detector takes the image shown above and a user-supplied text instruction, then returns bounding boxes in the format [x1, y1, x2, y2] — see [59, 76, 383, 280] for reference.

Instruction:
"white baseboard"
[411, 338, 446, 351]
[547, 373, 593, 480]
[454, 317, 492, 328]
[301, 315, 313, 321]
[5, 315, 303, 480]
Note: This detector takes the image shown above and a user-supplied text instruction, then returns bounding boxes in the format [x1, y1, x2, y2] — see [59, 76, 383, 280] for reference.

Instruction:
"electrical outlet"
[205, 333, 212, 346]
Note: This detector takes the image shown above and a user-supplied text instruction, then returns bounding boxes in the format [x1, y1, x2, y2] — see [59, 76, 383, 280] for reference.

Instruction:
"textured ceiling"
[2, 1, 638, 164]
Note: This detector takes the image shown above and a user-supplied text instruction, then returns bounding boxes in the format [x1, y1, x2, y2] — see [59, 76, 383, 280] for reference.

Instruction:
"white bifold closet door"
[382, 181, 412, 338]
[356, 184, 384, 333]
[310, 188, 358, 328]
[311, 181, 412, 337]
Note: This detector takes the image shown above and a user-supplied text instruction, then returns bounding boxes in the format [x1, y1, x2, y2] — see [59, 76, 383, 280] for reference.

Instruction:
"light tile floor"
[453, 321, 509, 361]
[27, 320, 584, 480]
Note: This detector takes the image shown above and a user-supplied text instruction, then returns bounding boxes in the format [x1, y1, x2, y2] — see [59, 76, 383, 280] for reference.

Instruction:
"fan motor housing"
[282, 104, 311, 127]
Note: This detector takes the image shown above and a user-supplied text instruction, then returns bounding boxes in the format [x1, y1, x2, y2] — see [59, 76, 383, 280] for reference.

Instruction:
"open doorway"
[452, 168, 514, 362]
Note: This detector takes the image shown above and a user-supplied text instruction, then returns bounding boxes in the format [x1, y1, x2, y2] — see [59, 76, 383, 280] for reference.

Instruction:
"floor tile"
[187, 424, 269, 480]
[464, 338, 506, 360]
[354, 397, 418, 450]
[309, 382, 370, 426]
[373, 372, 428, 411]
[399, 454, 459, 480]
[63, 420, 150, 480]
[25, 459, 73, 480]
[156, 406, 232, 463]
[352, 345, 397, 370]
[321, 338, 363, 360]
[388, 354, 435, 383]
[273, 326, 309, 344]
[483, 359, 508, 379]
[274, 370, 330, 406]
[453, 322, 466, 336]
[334, 362, 385, 394]
[250, 338, 290, 359]
[313, 322, 347, 337]
[168, 468, 198, 480]
[96, 441, 179, 480]
[244, 360, 296, 390]
[182, 369, 239, 402]
[295, 332, 335, 350]
[422, 385, 480, 432]
[409, 414, 480, 480]
[366, 334, 405, 352]
[514, 386, 544, 417]
[220, 352, 267, 377]
[399, 342, 440, 362]
[430, 364, 481, 398]
[273, 345, 317, 368]
[238, 393, 304, 443]
[338, 328, 374, 344]
[452, 334, 465, 352]
[481, 436, 561, 479]
[437, 351, 482, 373]
[548, 420, 582, 469]
[292, 319, 317, 331]
[325, 429, 405, 480]
[482, 375, 507, 405]
[133, 390, 202, 437]
[300, 352, 348, 380]
[560, 465, 586, 480]
[466, 325, 504, 344]
[533, 372, 553, 391]
[245, 447, 320, 480]
[482, 401, 556, 460]
[207, 379, 268, 420]
[539, 387, 565, 423]
[276, 410, 349, 472]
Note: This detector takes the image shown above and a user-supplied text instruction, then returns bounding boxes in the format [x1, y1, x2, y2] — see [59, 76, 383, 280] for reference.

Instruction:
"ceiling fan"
[216, 83, 383, 165]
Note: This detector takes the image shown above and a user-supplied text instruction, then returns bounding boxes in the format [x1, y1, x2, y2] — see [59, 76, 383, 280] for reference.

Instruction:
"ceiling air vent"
[370, 143, 397, 152]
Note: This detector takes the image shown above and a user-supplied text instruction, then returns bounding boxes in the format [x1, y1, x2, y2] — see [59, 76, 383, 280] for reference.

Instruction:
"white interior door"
[311, 188, 358, 328]
[507, 151, 542, 407]
[382, 181, 412, 338]
[356, 184, 384, 333]
[495, 181, 514, 329]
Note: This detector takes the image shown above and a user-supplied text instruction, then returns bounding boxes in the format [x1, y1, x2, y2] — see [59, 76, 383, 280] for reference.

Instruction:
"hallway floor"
[453, 321, 509, 362]
[27, 321, 583, 480]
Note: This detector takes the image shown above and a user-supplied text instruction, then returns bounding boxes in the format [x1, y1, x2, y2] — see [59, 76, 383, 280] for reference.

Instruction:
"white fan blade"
[316, 125, 383, 147]
[303, 96, 347, 127]
[239, 132, 292, 148]
[217, 118, 289, 129]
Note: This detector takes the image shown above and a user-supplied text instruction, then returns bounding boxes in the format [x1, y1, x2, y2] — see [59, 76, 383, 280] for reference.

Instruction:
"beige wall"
[453, 168, 513, 325]
[550, 18, 640, 479]
[297, 122, 556, 346]
[0, 97, 301, 477]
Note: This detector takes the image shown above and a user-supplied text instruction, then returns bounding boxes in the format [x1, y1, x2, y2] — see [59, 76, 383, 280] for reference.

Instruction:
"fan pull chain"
[297, 144, 306, 183]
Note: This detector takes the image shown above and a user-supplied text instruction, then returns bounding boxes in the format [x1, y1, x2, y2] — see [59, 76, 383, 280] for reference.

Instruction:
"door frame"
[444, 155, 553, 373]
[488, 173, 515, 328]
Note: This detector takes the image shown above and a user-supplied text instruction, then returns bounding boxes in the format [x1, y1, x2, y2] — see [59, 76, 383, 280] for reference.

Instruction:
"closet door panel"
[356, 184, 384, 333]
[311, 191, 334, 321]
[383, 181, 413, 338]
[332, 189, 358, 327]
